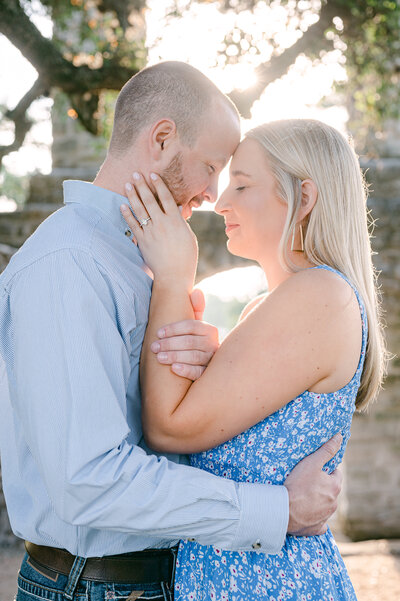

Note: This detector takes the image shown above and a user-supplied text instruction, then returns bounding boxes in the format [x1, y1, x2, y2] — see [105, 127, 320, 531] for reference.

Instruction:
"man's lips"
[181, 205, 193, 220]
[181, 199, 203, 219]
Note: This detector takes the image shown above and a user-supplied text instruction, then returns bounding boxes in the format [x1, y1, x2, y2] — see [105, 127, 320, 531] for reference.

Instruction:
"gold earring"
[291, 224, 304, 252]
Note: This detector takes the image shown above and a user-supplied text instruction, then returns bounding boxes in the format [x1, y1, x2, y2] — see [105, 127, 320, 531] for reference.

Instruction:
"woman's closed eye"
[236, 186, 246, 192]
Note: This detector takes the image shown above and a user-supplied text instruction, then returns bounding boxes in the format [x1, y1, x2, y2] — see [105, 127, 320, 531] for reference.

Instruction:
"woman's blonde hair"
[246, 119, 388, 410]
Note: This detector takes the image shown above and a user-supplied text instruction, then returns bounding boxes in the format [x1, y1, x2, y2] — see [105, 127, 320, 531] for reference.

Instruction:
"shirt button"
[252, 540, 261, 550]
[125, 228, 132, 237]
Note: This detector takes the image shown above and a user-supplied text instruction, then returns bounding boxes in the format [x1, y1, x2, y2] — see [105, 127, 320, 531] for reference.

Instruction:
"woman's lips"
[225, 224, 240, 234]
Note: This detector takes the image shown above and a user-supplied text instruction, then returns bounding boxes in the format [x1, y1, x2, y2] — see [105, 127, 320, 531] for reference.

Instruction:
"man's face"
[162, 102, 241, 220]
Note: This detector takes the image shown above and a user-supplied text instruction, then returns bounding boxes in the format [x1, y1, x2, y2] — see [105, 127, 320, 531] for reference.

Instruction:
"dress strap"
[311, 264, 368, 377]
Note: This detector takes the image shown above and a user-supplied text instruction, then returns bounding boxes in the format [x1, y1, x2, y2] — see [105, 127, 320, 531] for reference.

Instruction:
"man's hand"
[150, 289, 219, 380]
[284, 433, 343, 536]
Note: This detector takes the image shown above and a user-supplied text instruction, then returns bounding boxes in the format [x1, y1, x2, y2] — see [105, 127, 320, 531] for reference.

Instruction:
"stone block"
[362, 158, 400, 197]
[27, 169, 99, 205]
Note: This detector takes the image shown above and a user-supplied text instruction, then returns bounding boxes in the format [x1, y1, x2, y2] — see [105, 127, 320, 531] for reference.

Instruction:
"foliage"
[39, 0, 147, 70]
[0, 0, 399, 164]
[0, 0, 147, 166]
[203, 293, 247, 338]
[337, 0, 400, 148]
[36, 0, 146, 135]
[197, 0, 400, 146]
[0, 166, 30, 207]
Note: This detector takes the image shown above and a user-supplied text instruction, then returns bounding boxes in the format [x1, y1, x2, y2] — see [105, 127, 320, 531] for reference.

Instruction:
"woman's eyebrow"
[231, 170, 252, 178]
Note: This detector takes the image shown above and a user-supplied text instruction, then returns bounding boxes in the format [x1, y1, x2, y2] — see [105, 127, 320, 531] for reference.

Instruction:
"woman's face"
[215, 137, 288, 263]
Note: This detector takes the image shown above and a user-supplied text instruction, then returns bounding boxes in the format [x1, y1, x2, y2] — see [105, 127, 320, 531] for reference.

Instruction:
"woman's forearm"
[140, 279, 195, 448]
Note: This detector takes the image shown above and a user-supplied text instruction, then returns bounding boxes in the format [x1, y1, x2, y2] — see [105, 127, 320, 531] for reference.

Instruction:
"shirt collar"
[63, 180, 137, 243]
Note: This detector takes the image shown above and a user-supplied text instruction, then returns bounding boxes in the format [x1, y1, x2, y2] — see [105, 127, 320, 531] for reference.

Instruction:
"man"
[0, 62, 342, 601]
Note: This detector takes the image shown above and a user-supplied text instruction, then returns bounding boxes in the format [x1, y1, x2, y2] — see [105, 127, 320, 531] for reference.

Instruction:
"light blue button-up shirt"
[0, 180, 288, 557]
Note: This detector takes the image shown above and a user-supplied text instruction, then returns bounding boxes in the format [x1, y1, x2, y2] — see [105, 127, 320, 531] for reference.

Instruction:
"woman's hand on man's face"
[120, 172, 198, 289]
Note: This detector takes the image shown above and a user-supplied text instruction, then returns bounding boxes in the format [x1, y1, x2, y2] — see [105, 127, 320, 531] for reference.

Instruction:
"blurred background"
[0, 1, 400, 598]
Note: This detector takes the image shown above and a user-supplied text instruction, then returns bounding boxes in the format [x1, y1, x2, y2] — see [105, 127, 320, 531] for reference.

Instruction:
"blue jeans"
[16, 552, 174, 601]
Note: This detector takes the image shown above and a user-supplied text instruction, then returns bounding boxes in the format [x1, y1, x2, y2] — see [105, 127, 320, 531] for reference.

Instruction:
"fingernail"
[120, 204, 129, 212]
[158, 328, 166, 338]
[173, 364, 184, 372]
[125, 182, 132, 191]
[151, 342, 160, 352]
[133, 172, 140, 180]
[333, 433, 342, 443]
[158, 352, 168, 361]
[150, 173, 158, 180]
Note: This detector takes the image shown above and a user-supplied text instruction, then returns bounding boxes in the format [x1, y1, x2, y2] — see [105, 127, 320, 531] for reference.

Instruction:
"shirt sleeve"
[10, 248, 288, 554]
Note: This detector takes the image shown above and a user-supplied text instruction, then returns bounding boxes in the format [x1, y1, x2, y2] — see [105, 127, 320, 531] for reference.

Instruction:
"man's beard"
[161, 152, 201, 208]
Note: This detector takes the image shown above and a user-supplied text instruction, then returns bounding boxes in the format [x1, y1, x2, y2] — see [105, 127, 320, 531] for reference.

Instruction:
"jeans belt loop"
[169, 545, 178, 590]
[62, 555, 87, 601]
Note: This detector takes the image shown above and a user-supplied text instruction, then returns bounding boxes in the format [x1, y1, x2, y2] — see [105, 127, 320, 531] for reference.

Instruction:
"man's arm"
[10, 248, 288, 553]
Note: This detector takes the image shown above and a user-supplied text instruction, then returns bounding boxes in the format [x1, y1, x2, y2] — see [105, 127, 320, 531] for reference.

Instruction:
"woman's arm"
[142, 273, 341, 454]
[121, 174, 360, 455]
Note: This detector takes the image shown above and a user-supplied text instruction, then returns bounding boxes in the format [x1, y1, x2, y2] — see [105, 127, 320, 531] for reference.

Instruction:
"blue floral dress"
[175, 265, 367, 600]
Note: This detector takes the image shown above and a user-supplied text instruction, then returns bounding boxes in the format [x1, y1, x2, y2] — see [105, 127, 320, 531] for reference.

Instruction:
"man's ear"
[299, 178, 318, 222]
[149, 119, 177, 161]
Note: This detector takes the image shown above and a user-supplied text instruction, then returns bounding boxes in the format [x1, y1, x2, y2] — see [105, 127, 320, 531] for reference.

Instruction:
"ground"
[1, 538, 399, 600]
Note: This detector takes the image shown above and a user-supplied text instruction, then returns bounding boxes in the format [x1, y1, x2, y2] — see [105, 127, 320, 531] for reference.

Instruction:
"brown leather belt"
[25, 541, 177, 584]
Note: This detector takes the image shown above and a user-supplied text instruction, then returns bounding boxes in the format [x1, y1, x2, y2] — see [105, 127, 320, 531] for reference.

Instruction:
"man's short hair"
[108, 61, 239, 157]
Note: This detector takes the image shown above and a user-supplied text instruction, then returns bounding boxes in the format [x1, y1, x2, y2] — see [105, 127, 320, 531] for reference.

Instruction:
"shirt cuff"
[232, 482, 289, 554]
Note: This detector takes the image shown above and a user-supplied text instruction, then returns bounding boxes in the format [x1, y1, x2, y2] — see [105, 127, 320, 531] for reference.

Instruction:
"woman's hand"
[120, 172, 198, 289]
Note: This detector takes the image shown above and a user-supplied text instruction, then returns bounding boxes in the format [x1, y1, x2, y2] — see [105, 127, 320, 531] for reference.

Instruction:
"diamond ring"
[139, 217, 151, 227]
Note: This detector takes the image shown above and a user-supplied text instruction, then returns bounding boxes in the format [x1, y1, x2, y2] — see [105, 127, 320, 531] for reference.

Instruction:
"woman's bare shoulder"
[275, 266, 356, 309]
[245, 266, 359, 336]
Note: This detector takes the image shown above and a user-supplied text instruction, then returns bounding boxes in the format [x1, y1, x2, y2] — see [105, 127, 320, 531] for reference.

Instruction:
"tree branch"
[0, 1, 140, 93]
[0, 0, 72, 85]
[228, 1, 342, 117]
[0, 0, 142, 161]
[0, 79, 47, 167]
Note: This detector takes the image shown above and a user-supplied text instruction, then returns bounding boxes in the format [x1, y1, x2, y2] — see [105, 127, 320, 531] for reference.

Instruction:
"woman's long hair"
[246, 119, 388, 410]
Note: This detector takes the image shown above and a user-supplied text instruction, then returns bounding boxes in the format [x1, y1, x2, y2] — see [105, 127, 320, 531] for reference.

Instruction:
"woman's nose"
[215, 188, 231, 215]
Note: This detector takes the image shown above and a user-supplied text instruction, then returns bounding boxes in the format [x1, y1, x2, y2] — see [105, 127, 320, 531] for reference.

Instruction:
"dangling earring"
[291, 223, 304, 252]
[299, 223, 304, 252]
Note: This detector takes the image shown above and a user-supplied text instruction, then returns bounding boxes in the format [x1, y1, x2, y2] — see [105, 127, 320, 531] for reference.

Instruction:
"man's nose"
[203, 182, 218, 205]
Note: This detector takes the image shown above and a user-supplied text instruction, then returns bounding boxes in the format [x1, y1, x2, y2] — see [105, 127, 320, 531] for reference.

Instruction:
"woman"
[120, 119, 387, 600]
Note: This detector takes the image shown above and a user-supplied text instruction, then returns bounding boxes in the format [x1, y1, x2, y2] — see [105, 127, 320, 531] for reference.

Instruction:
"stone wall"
[338, 158, 400, 540]
[0, 243, 17, 274]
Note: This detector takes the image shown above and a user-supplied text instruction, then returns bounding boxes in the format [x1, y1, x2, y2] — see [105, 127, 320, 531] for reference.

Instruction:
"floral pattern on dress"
[175, 266, 367, 600]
